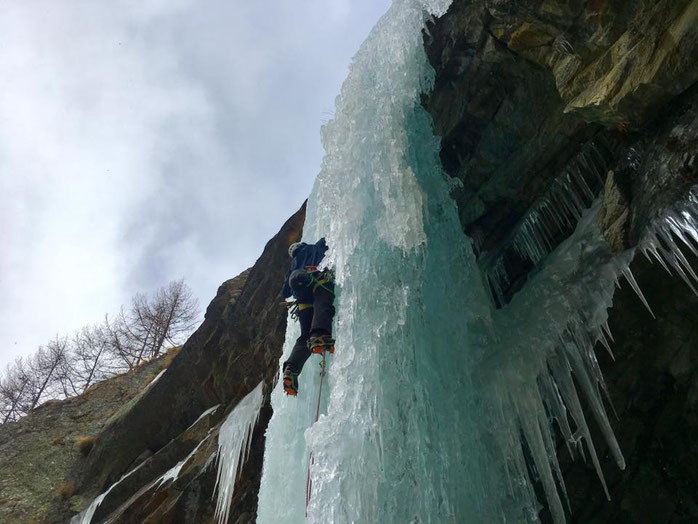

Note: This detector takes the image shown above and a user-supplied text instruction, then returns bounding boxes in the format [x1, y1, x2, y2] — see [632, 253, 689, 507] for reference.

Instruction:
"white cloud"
[0, 0, 391, 369]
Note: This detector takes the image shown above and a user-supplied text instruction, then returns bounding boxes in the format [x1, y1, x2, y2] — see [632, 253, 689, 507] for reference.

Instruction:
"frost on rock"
[144, 369, 166, 391]
[70, 460, 146, 524]
[71, 491, 108, 524]
[213, 381, 264, 524]
[641, 186, 698, 296]
[156, 438, 208, 489]
[186, 404, 221, 431]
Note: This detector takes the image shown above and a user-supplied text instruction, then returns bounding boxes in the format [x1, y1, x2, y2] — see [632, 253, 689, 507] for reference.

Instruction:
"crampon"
[308, 334, 335, 355]
[282, 368, 299, 396]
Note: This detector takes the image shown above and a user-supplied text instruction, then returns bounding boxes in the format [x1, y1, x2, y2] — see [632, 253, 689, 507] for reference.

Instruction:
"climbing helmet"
[288, 242, 303, 258]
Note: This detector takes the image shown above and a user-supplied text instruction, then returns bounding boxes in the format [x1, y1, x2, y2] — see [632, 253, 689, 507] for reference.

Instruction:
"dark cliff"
[26, 202, 306, 524]
[423, 1, 698, 521]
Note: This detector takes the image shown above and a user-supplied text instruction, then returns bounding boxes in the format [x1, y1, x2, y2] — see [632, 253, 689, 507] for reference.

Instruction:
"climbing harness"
[304, 266, 335, 295]
[286, 301, 314, 321]
[305, 351, 327, 517]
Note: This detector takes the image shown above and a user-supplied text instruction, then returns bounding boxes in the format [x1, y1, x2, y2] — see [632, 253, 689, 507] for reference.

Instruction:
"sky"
[0, 0, 392, 370]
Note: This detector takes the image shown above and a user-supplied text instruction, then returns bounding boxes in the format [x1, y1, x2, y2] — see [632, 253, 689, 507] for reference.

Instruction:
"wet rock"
[424, 0, 698, 520]
[599, 169, 631, 252]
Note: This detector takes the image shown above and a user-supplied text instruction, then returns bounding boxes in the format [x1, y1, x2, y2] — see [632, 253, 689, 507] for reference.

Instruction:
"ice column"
[258, 1, 698, 522]
[214, 381, 264, 524]
[259, 0, 519, 521]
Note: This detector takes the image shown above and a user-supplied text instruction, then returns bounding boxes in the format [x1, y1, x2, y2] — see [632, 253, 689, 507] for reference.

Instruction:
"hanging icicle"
[641, 186, 698, 297]
[213, 381, 265, 524]
[485, 139, 613, 305]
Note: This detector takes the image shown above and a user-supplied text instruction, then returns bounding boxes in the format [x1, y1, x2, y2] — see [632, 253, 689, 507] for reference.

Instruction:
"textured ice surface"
[257, 0, 696, 521]
[259, 1, 506, 522]
[214, 381, 264, 524]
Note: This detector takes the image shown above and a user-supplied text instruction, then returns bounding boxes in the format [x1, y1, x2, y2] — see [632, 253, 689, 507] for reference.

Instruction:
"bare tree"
[150, 279, 199, 357]
[0, 360, 31, 423]
[106, 279, 199, 365]
[122, 293, 159, 364]
[0, 279, 200, 425]
[24, 336, 68, 411]
[60, 325, 115, 394]
[102, 313, 136, 372]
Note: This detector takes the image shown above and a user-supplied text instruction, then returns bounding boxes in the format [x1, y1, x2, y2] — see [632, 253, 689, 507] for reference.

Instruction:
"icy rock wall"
[258, 0, 514, 522]
[259, 0, 698, 521]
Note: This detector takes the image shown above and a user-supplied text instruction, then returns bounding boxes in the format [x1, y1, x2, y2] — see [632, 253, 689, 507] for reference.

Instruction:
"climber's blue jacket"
[282, 238, 328, 299]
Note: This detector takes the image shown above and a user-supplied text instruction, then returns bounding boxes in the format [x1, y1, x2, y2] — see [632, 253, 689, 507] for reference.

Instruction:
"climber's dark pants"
[284, 269, 335, 374]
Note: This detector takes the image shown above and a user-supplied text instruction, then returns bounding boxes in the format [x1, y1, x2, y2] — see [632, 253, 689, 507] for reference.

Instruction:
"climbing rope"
[305, 352, 327, 517]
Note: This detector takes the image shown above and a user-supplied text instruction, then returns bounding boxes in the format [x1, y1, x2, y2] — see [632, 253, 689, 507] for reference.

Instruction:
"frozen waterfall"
[257, 0, 697, 523]
[259, 0, 509, 520]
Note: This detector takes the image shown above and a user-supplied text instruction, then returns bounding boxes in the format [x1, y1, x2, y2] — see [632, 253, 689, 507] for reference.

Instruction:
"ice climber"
[281, 238, 335, 396]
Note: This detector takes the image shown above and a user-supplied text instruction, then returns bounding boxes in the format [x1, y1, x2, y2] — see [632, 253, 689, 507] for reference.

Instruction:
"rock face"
[423, 0, 698, 521]
[0, 202, 302, 524]
[0, 202, 303, 524]
[423, 0, 698, 305]
[0, 353, 172, 523]
[61, 202, 305, 524]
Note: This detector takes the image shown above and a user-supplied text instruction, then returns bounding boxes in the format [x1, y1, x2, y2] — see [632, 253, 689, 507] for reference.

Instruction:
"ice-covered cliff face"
[16, 2, 691, 523]
[258, 0, 507, 520]
[256, 0, 698, 523]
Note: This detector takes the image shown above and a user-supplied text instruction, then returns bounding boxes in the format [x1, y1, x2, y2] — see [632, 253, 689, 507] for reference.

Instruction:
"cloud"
[0, 0, 391, 369]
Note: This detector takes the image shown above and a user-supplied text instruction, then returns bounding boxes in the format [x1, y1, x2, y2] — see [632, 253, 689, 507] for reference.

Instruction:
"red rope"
[305, 352, 326, 517]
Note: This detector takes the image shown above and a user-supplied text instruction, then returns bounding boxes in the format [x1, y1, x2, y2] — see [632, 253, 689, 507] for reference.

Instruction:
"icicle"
[550, 347, 611, 500]
[483, 141, 606, 298]
[156, 438, 208, 488]
[70, 459, 147, 524]
[600, 320, 614, 343]
[71, 492, 108, 524]
[642, 233, 673, 274]
[621, 267, 655, 318]
[596, 327, 615, 360]
[516, 393, 567, 523]
[639, 186, 698, 298]
[214, 381, 265, 524]
[538, 370, 575, 460]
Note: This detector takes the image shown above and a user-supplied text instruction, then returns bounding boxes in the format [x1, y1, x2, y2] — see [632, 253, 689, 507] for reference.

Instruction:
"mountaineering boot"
[308, 334, 335, 355]
[283, 368, 299, 396]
